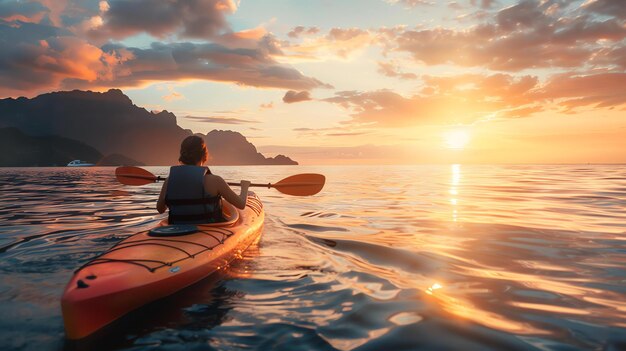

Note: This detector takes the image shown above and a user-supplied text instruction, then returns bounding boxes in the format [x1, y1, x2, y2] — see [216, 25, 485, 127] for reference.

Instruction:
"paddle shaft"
[120, 174, 306, 188]
[227, 182, 271, 188]
[116, 167, 325, 196]
[153, 176, 270, 188]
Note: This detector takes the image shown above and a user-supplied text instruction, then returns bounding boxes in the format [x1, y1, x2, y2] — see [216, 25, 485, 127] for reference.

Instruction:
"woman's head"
[179, 135, 209, 165]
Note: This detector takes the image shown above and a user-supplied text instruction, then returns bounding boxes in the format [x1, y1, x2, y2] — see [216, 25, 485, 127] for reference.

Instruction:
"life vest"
[165, 165, 223, 224]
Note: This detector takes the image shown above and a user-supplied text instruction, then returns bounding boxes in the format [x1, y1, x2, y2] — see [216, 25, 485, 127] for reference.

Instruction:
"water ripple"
[0, 165, 625, 350]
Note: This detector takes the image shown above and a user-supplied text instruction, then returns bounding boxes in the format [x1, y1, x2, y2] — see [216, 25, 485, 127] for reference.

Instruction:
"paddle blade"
[115, 166, 158, 186]
[271, 173, 325, 196]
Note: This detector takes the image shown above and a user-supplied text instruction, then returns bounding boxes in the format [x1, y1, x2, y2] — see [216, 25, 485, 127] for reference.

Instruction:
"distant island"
[0, 89, 297, 166]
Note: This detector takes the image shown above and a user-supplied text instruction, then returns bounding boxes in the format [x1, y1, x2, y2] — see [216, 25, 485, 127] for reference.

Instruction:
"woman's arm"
[156, 179, 168, 214]
[216, 177, 250, 209]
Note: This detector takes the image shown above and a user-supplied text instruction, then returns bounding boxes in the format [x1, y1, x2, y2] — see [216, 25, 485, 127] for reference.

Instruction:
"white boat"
[67, 160, 95, 167]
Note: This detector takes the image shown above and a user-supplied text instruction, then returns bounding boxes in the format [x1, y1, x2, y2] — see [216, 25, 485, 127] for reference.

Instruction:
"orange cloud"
[0, 1, 48, 23]
[535, 73, 626, 111]
[324, 73, 542, 126]
[325, 90, 478, 126]
[0, 24, 110, 95]
[377, 61, 417, 80]
[162, 87, 184, 102]
[389, 0, 626, 71]
[85, 42, 329, 91]
[281, 27, 373, 61]
[183, 116, 258, 125]
[0, 19, 329, 97]
[326, 68, 626, 127]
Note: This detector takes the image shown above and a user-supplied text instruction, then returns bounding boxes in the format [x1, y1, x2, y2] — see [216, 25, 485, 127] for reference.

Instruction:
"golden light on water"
[425, 283, 443, 295]
[444, 128, 471, 150]
[451, 164, 461, 222]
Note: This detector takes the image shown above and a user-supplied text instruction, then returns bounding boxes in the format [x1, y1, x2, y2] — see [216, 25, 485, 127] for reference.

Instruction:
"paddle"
[115, 166, 325, 196]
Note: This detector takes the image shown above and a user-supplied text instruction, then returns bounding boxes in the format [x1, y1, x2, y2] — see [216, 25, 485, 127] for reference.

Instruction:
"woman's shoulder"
[204, 173, 225, 183]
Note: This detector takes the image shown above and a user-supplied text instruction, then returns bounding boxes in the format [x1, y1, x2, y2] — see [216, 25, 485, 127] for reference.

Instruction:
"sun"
[444, 128, 471, 150]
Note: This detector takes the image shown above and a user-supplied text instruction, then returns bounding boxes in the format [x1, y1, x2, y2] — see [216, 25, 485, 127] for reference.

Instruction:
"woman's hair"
[179, 135, 209, 165]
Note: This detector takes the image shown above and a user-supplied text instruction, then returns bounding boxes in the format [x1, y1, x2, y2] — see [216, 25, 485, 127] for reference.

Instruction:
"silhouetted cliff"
[0, 89, 297, 165]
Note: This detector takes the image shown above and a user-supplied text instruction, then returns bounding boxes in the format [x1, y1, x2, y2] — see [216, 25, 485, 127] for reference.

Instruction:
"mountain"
[0, 89, 297, 165]
[0, 127, 102, 167]
[203, 130, 296, 165]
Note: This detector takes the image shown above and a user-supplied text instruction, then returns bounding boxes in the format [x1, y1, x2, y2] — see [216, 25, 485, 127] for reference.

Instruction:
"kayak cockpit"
[158, 201, 240, 227]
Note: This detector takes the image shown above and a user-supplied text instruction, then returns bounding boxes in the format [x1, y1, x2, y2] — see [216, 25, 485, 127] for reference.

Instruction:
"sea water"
[0, 165, 625, 350]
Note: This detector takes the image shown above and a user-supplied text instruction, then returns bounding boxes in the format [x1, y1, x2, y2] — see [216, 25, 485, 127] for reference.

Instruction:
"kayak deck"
[62, 193, 264, 340]
[73, 206, 239, 274]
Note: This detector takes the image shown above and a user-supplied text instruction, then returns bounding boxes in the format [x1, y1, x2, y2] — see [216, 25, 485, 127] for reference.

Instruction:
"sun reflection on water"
[425, 282, 443, 295]
[450, 164, 461, 222]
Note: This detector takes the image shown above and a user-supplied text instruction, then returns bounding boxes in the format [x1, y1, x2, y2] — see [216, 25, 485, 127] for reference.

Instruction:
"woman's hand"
[217, 178, 250, 209]
[238, 180, 251, 208]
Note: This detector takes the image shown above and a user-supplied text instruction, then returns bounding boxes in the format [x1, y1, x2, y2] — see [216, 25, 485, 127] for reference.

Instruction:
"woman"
[157, 135, 250, 224]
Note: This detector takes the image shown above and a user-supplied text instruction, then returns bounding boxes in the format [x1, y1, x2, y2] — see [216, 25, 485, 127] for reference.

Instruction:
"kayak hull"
[61, 193, 264, 340]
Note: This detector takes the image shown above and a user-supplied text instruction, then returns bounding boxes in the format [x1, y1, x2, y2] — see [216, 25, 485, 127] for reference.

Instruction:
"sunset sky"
[1, 0, 625, 164]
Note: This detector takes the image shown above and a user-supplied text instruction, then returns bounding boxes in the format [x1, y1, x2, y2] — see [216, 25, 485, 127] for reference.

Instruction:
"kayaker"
[156, 135, 250, 223]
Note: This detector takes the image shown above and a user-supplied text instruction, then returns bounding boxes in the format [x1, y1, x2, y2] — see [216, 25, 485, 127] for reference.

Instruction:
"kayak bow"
[61, 193, 264, 340]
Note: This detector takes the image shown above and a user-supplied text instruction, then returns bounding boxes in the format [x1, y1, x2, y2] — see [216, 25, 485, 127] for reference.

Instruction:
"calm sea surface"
[1, 165, 625, 350]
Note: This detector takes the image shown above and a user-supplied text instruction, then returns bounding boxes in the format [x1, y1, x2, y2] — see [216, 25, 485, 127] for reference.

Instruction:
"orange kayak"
[61, 193, 264, 340]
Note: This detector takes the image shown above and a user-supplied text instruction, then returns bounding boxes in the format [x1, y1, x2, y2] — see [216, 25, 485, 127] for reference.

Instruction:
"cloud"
[88, 0, 237, 40]
[327, 28, 367, 41]
[214, 27, 269, 48]
[534, 72, 626, 111]
[0, 18, 330, 96]
[0, 0, 333, 96]
[583, 0, 626, 20]
[83, 41, 328, 90]
[448, 2, 465, 10]
[0, 0, 48, 23]
[323, 73, 542, 126]
[326, 132, 370, 137]
[212, 108, 247, 114]
[283, 90, 312, 103]
[259, 101, 274, 109]
[325, 69, 626, 126]
[287, 26, 319, 39]
[499, 105, 544, 118]
[184, 115, 258, 124]
[162, 92, 183, 102]
[469, 0, 496, 9]
[422, 73, 538, 106]
[388, 0, 626, 71]
[323, 90, 466, 127]
[282, 27, 373, 61]
[292, 126, 372, 138]
[377, 61, 417, 80]
[386, 0, 434, 8]
[592, 46, 626, 70]
[0, 21, 110, 95]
